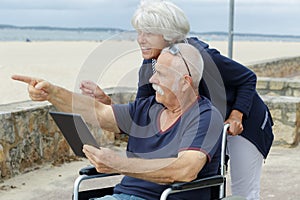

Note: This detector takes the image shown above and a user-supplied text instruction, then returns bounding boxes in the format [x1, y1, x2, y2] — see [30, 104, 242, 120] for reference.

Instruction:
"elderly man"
[12, 43, 223, 200]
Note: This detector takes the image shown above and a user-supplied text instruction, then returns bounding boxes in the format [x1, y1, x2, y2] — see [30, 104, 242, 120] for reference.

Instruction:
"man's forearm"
[49, 85, 119, 132]
[48, 85, 95, 115]
[112, 151, 205, 184]
[122, 158, 184, 184]
[47, 85, 73, 112]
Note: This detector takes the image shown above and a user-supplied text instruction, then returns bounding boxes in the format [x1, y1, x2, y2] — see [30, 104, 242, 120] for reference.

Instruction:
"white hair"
[131, 0, 190, 43]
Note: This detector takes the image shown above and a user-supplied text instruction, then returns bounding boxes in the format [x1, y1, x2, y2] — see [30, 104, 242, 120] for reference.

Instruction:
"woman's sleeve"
[210, 49, 257, 118]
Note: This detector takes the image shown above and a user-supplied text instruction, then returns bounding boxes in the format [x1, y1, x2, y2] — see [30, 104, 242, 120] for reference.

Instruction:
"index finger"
[11, 75, 34, 84]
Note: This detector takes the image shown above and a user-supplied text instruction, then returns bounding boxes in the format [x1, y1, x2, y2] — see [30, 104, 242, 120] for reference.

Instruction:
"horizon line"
[1, 24, 300, 38]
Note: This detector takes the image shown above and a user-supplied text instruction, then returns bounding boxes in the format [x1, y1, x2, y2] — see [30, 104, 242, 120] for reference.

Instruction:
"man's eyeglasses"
[168, 44, 192, 77]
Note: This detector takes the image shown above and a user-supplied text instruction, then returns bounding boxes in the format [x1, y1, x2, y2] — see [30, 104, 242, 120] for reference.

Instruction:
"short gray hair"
[131, 0, 190, 43]
[162, 43, 203, 89]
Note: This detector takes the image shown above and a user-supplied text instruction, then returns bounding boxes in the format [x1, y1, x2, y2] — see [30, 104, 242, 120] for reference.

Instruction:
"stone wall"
[0, 87, 136, 181]
[249, 56, 300, 146]
[262, 96, 300, 146]
[257, 77, 300, 97]
[248, 56, 300, 78]
[0, 101, 74, 181]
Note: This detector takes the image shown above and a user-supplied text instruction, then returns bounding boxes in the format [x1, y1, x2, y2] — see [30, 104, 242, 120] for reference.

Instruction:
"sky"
[0, 0, 299, 36]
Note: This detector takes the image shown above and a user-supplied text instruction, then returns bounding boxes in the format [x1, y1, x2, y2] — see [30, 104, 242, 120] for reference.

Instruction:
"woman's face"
[137, 31, 169, 60]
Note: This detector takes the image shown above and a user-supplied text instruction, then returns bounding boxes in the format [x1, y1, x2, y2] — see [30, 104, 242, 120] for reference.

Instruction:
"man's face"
[149, 53, 184, 105]
[137, 31, 169, 60]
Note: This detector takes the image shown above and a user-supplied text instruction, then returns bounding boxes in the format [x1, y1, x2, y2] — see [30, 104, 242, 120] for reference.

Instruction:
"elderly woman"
[80, 1, 274, 199]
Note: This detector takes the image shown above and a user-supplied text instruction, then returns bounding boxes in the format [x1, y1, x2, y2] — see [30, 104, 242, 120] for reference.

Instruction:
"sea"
[1, 25, 300, 42]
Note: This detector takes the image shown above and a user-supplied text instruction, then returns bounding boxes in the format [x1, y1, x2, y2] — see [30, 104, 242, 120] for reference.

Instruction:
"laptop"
[49, 111, 100, 157]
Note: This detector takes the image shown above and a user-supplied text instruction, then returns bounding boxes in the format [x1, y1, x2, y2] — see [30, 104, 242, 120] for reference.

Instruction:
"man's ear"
[182, 75, 193, 91]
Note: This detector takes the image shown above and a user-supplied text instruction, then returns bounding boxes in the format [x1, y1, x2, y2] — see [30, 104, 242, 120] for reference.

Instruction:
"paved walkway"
[0, 145, 299, 200]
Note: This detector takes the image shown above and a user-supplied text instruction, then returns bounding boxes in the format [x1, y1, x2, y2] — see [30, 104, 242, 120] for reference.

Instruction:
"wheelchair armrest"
[79, 166, 118, 177]
[79, 166, 98, 175]
[171, 175, 225, 190]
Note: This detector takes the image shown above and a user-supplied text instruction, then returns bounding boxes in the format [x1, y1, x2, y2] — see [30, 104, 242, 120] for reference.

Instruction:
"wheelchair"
[73, 124, 230, 200]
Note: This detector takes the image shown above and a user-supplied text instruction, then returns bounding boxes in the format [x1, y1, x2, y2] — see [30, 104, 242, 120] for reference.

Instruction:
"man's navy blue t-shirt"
[112, 96, 223, 200]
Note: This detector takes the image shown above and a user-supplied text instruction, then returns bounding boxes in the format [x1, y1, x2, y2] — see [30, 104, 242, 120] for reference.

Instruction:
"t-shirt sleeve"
[179, 105, 223, 162]
[112, 103, 133, 134]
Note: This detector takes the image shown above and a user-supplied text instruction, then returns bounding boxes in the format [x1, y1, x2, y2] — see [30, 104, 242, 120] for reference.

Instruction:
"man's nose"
[149, 73, 158, 84]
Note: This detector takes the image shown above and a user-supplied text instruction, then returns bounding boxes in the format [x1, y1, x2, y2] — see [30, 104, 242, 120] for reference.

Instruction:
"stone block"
[257, 77, 300, 97]
[0, 145, 4, 162]
[263, 96, 300, 146]
[273, 121, 296, 145]
[294, 90, 300, 97]
[269, 81, 285, 90]
[256, 78, 269, 90]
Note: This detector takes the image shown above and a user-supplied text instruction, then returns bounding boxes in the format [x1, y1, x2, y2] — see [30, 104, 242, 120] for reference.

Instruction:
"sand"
[1, 40, 300, 105]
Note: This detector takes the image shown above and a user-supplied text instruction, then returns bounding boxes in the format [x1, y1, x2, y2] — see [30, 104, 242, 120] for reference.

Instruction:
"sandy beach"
[1, 40, 300, 105]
